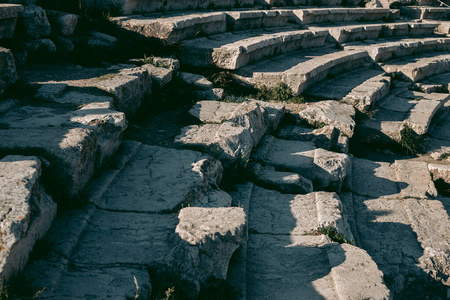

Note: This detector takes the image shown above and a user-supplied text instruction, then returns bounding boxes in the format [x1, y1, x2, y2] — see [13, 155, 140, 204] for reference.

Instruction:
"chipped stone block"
[18, 5, 51, 39]
[0, 4, 23, 39]
[92, 144, 227, 213]
[247, 162, 313, 194]
[95, 74, 142, 116]
[0, 156, 56, 282]
[189, 100, 239, 124]
[174, 207, 247, 287]
[0, 128, 97, 200]
[192, 88, 224, 100]
[35, 83, 67, 101]
[179, 72, 213, 90]
[46, 10, 78, 36]
[299, 100, 356, 138]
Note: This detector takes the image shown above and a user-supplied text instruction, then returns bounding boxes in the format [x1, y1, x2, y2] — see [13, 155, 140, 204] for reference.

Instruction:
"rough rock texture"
[112, 12, 227, 44]
[46, 10, 78, 36]
[235, 49, 368, 95]
[0, 156, 56, 282]
[174, 207, 247, 286]
[179, 72, 213, 90]
[2, 102, 127, 170]
[179, 28, 329, 70]
[247, 162, 314, 194]
[252, 136, 351, 191]
[0, 47, 19, 96]
[92, 143, 228, 213]
[306, 68, 391, 112]
[0, 128, 97, 200]
[228, 184, 391, 300]
[177, 101, 283, 167]
[18, 5, 51, 39]
[298, 100, 356, 138]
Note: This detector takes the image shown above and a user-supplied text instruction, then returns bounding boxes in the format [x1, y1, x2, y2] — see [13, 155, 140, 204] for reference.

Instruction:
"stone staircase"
[1, 0, 450, 299]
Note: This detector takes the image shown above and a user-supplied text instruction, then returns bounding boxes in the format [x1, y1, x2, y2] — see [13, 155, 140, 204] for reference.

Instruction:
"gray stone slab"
[94, 144, 227, 213]
[112, 12, 227, 44]
[189, 100, 240, 123]
[252, 136, 350, 191]
[179, 72, 213, 90]
[177, 101, 276, 167]
[247, 186, 352, 238]
[380, 53, 450, 82]
[0, 128, 97, 200]
[55, 266, 151, 300]
[179, 27, 328, 69]
[298, 100, 356, 138]
[247, 163, 314, 194]
[277, 124, 339, 150]
[400, 6, 450, 19]
[344, 37, 450, 62]
[306, 68, 389, 112]
[292, 7, 390, 24]
[246, 234, 391, 300]
[70, 209, 177, 266]
[173, 207, 247, 284]
[2, 102, 126, 170]
[0, 156, 56, 282]
[235, 48, 368, 95]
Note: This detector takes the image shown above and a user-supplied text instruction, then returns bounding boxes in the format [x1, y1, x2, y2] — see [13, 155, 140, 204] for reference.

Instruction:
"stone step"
[228, 183, 391, 300]
[306, 68, 391, 112]
[309, 21, 439, 44]
[380, 52, 450, 82]
[252, 136, 351, 191]
[112, 12, 227, 45]
[176, 100, 285, 167]
[346, 158, 450, 295]
[0, 127, 97, 201]
[400, 6, 450, 19]
[235, 48, 368, 95]
[418, 72, 450, 93]
[20, 141, 246, 298]
[1, 102, 127, 170]
[343, 36, 450, 62]
[288, 7, 396, 25]
[360, 89, 449, 142]
[179, 27, 328, 69]
[0, 4, 23, 39]
[225, 9, 292, 30]
[83, 0, 253, 15]
[0, 156, 57, 283]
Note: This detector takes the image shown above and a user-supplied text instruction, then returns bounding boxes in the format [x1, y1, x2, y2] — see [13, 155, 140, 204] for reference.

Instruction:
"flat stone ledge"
[0, 155, 56, 282]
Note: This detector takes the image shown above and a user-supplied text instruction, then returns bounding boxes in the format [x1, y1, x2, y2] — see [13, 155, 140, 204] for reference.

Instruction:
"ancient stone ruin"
[1, 0, 450, 298]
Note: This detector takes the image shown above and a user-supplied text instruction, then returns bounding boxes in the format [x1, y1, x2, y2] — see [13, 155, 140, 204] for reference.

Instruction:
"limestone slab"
[0, 47, 19, 96]
[247, 163, 313, 194]
[0, 156, 56, 282]
[189, 100, 240, 124]
[298, 100, 356, 138]
[179, 28, 329, 69]
[380, 53, 450, 82]
[0, 4, 23, 39]
[112, 12, 226, 44]
[0, 127, 97, 200]
[174, 207, 247, 284]
[94, 144, 227, 213]
[235, 49, 368, 95]
[252, 136, 350, 191]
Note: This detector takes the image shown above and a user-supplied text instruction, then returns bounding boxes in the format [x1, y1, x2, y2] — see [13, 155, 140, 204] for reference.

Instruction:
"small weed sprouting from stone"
[400, 124, 424, 155]
[310, 225, 353, 244]
[253, 83, 305, 103]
